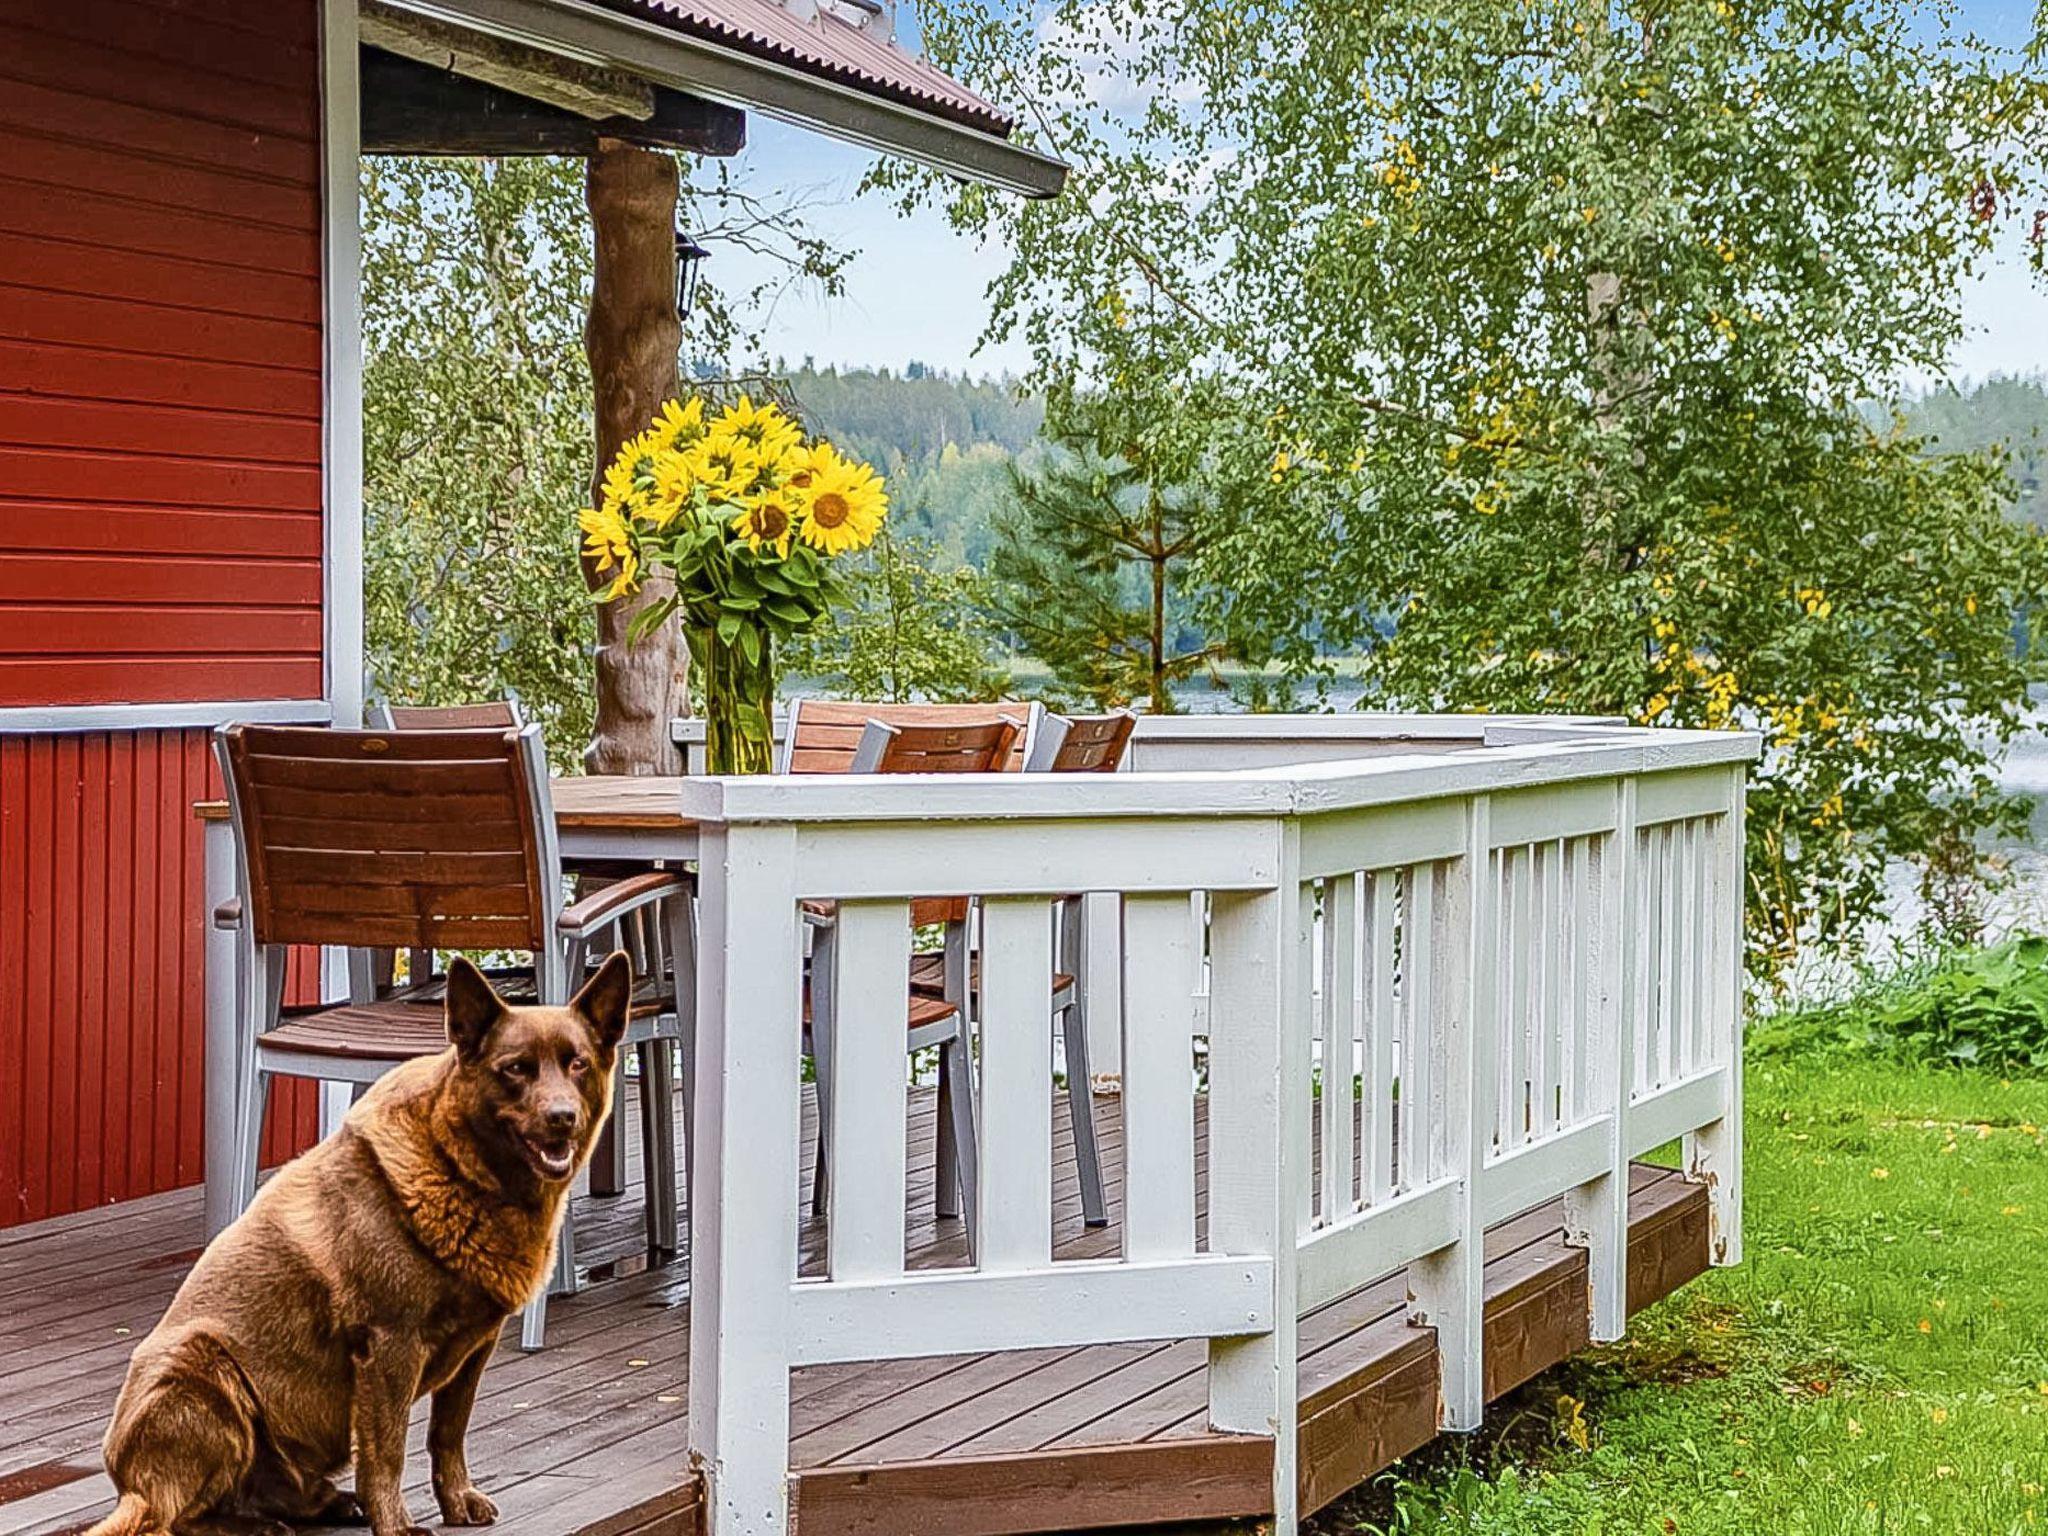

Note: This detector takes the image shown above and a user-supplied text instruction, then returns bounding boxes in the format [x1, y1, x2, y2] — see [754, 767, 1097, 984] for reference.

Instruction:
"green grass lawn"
[1305, 1053, 2048, 1535]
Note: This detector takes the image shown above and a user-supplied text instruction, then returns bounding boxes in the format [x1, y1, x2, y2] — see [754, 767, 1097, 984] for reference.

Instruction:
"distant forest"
[778, 366, 2048, 579]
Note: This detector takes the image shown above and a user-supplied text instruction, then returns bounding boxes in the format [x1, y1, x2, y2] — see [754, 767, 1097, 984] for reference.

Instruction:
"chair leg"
[666, 884, 698, 1216]
[941, 1017, 980, 1244]
[236, 1067, 270, 1216]
[934, 923, 970, 1217]
[810, 926, 837, 1218]
[639, 1039, 679, 1259]
[520, 1287, 548, 1352]
[809, 1020, 834, 1217]
[1062, 998, 1108, 1227]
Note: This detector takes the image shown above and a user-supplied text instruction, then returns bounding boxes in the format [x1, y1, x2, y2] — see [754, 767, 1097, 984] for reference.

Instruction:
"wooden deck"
[0, 1082, 1709, 1536]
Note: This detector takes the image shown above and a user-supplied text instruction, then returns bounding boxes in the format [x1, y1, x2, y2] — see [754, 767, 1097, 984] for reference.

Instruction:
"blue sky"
[714, 0, 2046, 385]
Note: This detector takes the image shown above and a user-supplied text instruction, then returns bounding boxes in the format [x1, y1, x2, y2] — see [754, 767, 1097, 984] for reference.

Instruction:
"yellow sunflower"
[686, 433, 764, 503]
[777, 439, 841, 494]
[601, 451, 657, 523]
[713, 394, 803, 463]
[795, 455, 887, 555]
[647, 449, 706, 527]
[647, 397, 707, 455]
[730, 489, 798, 557]
[577, 505, 639, 599]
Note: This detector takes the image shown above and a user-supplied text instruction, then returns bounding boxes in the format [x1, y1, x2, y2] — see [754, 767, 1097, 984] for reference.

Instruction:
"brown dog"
[87, 953, 634, 1536]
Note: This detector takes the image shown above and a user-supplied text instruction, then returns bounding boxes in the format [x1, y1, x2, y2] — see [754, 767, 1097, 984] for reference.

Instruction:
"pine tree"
[989, 396, 1225, 712]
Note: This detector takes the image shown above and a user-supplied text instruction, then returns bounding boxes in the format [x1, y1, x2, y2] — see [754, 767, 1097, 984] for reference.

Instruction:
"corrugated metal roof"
[600, 0, 1014, 137]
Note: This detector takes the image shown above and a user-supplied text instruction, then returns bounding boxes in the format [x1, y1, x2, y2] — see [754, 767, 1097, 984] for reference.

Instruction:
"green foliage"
[893, 0, 2048, 983]
[989, 387, 1239, 712]
[361, 157, 597, 769]
[1755, 937, 2048, 1074]
[783, 533, 1010, 702]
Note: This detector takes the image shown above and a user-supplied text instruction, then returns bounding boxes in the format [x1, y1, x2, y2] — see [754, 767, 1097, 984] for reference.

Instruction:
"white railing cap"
[671, 724, 1760, 826]
[670, 709, 1627, 746]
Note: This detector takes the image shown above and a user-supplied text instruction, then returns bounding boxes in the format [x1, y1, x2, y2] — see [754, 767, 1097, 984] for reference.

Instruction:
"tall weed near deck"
[1753, 936, 2048, 1074]
[1297, 1005, 2048, 1535]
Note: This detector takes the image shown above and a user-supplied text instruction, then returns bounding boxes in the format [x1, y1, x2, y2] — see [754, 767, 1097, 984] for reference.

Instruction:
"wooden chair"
[803, 715, 1017, 1225]
[366, 694, 685, 1205]
[213, 723, 687, 1351]
[365, 695, 523, 731]
[1024, 709, 1138, 773]
[899, 712, 1135, 1230]
[802, 711, 1108, 1233]
[777, 698, 1041, 773]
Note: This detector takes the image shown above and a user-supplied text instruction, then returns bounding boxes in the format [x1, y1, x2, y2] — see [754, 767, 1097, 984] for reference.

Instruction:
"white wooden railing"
[674, 720, 1755, 1535]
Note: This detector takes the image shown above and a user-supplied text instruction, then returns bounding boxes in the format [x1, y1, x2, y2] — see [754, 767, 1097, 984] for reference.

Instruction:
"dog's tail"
[80, 1492, 163, 1536]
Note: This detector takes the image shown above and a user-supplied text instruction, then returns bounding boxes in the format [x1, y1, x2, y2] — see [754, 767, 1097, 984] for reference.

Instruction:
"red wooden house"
[0, 0, 1062, 1229]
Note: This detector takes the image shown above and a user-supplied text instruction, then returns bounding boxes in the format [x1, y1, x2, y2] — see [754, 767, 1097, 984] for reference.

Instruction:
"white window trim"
[0, 701, 336, 734]
[322, 0, 366, 729]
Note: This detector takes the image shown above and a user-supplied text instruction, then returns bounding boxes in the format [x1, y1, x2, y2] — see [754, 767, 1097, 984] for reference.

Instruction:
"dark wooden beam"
[360, 46, 744, 158]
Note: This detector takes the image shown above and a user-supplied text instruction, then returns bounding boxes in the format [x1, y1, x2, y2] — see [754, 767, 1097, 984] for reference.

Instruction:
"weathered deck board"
[0, 1082, 1708, 1536]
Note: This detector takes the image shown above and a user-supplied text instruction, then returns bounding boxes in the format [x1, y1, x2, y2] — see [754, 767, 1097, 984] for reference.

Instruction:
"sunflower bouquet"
[577, 393, 886, 773]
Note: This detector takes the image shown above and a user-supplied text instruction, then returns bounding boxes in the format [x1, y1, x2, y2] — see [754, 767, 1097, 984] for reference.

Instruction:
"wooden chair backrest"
[1030, 711, 1137, 773]
[850, 716, 1022, 775]
[216, 724, 557, 952]
[780, 699, 1037, 774]
[366, 697, 524, 730]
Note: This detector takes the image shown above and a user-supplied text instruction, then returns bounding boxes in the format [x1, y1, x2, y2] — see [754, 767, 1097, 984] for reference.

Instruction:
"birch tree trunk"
[582, 138, 685, 774]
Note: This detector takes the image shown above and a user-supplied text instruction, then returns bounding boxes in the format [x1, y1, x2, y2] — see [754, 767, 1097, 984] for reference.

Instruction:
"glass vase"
[693, 620, 776, 775]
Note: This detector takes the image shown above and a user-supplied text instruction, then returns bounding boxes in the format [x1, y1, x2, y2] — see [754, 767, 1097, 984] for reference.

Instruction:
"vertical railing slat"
[1510, 845, 1534, 1144]
[825, 900, 912, 1281]
[978, 896, 1056, 1271]
[1122, 891, 1199, 1261]
[1320, 872, 1358, 1224]
[1405, 863, 1439, 1186]
[1365, 869, 1398, 1205]
[1540, 839, 1564, 1135]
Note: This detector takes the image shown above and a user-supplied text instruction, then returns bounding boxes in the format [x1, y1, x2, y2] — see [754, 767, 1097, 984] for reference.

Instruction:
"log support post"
[584, 138, 686, 776]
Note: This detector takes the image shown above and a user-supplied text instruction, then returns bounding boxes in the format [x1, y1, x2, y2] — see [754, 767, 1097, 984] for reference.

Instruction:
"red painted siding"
[0, 0, 328, 1225]
[0, 730, 319, 1227]
[0, 0, 326, 709]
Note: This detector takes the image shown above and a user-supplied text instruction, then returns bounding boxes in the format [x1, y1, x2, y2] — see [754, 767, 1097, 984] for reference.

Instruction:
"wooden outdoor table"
[193, 777, 703, 1236]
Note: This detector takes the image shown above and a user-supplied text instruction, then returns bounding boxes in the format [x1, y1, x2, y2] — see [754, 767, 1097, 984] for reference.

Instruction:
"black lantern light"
[675, 231, 710, 320]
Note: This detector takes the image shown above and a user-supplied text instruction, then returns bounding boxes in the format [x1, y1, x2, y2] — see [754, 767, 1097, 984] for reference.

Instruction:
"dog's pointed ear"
[445, 956, 507, 1060]
[572, 950, 633, 1053]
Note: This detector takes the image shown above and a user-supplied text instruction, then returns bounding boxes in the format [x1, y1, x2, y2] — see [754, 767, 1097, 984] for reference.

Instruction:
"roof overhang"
[381, 0, 1069, 198]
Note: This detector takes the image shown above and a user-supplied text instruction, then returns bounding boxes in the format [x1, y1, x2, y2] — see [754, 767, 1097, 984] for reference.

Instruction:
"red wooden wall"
[0, 0, 328, 1226]
[0, 0, 327, 710]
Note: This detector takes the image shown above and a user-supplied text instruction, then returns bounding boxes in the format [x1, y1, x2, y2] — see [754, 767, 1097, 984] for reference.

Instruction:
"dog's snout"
[542, 1102, 579, 1133]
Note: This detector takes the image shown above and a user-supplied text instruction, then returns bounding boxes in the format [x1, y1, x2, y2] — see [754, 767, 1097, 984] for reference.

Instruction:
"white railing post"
[1409, 794, 1492, 1430]
[1205, 822, 1302, 1531]
[1121, 891, 1199, 1261]
[1565, 779, 1634, 1340]
[978, 896, 1058, 1271]
[688, 822, 804, 1536]
[1690, 767, 1745, 1264]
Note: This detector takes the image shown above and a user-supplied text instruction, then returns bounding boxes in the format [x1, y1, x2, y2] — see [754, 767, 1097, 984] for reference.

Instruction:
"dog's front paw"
[315, 1486, 368, 1525]
[437, 1487, 499, 1526]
